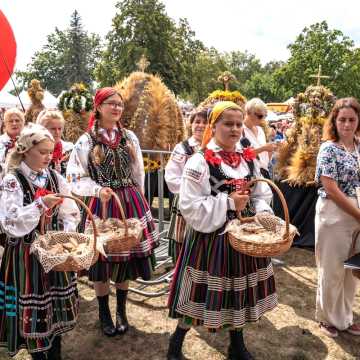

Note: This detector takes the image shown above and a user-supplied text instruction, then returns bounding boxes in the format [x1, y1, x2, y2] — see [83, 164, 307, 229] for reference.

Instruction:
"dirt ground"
[1, 247, 360, 360]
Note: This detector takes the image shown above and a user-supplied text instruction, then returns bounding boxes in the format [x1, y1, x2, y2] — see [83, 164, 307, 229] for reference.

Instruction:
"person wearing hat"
[66, 87, 158, 337]
[166, 101, 277, 360]
[0, 123, 80, 360]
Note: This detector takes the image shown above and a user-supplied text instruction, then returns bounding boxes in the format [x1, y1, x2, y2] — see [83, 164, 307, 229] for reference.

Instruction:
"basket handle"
[100, 189, 129, 237]
[40, 194, 98, 253]
[242, 178, 290, 238]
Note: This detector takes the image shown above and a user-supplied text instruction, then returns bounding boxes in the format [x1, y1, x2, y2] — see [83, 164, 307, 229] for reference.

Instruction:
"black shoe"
[97, 294, 116, 337]
[47, 336, 61, 360]
[31, 351, 47, 360]
[167, 326, 189, 360]
[228, 330, 254, 360]
[115, 289, 129, 335]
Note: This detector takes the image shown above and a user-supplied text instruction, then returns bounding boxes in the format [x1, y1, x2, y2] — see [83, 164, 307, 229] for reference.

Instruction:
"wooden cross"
[309, 65, 330, 86]
[137, 54, 150, 72]
[217, 71, 236, 91]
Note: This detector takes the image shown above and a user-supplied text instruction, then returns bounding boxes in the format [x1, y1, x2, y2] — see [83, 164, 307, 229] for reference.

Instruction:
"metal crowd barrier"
[128, 149, 175, 297]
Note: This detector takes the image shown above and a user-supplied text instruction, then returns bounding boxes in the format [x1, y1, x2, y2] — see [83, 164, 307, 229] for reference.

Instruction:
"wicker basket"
[31, 195, 98, 272]
[227, 178, 297, 257]
[349, 229, 360, 280]
[87, 189, 142, 254]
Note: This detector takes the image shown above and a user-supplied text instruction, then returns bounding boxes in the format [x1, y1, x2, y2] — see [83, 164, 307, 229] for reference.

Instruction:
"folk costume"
[165, 136, 200, 263]
[66, 88, 158, 336]
[167, 102, 277, 360]
[0, 124, 80, 359]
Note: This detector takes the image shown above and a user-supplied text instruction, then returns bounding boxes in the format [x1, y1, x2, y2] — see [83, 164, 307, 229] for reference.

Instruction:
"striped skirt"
[167, 195, 186, 264]
[168, 226, 278, 330]
[0, 239, 78, 356]
[83, 186, 159, 283]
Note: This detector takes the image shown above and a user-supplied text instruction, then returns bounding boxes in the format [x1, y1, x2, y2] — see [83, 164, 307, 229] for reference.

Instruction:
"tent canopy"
[0, 91, 19, 108]
[266, 110, 280, 122]
[19, 89, 58, 109]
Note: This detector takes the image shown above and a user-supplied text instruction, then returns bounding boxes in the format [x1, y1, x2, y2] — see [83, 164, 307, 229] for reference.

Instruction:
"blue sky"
[1, 0, 360, 91]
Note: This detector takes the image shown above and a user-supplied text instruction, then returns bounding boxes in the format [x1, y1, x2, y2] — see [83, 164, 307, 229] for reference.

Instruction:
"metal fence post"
[158, 152, 164, 233]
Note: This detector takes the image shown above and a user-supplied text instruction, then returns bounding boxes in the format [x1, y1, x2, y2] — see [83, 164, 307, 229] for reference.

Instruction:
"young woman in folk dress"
[165, 109, 208, 263]
[66, 87, 158, 337]
[167, 101, 278, 360]
[0, 123, 80, 360]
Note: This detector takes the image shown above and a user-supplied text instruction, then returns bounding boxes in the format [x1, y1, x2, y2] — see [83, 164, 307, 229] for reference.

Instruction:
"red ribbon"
[52, 141, 63, 163]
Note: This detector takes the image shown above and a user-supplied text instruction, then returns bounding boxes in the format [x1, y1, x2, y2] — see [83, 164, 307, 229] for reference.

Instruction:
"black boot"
[47, 336, 61, 360]
[31, 351, 47, 360]
[116, 289, 129, 335]
[167, 325, 189, 360]
[97, 294, 116, 337]
[228, 330, 254, 360]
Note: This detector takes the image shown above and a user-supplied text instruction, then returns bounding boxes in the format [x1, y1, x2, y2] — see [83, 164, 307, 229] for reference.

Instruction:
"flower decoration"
[58, 83, 93, 114]
[242, 147, 256, 162]
[204, 149, 222, 166]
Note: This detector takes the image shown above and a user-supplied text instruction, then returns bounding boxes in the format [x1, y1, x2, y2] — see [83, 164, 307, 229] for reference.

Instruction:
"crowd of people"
[0, 90, 359, 360]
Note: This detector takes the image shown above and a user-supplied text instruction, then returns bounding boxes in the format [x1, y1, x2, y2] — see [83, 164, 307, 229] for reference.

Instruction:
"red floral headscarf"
[87, 87, 119, 130]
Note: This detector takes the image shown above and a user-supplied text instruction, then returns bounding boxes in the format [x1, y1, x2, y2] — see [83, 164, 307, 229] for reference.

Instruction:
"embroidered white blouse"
[179, 139, 272, 233]
[66, 128, 145, 197]
[0, 161, 80, 237]
[61, 139, 74, 154]
[165, 136, 200, 194]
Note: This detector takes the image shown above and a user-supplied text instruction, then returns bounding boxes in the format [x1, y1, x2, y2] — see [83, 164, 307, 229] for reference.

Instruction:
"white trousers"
[315, 197, 360, 330]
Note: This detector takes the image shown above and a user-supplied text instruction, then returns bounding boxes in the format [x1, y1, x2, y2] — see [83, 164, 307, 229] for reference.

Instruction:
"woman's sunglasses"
[254, 113, 266, 120]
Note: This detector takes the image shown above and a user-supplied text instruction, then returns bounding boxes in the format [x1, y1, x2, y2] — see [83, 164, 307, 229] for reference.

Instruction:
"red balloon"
[0, 10, 16, 91]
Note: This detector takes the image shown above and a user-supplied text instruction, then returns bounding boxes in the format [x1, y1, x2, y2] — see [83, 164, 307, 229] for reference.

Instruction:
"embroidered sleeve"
[66, 134, 102, 197]
[126, 130, 145, 193]
[182, 153, 206, 184]
[0, 174, 43, 237]
[165, 143, 187, 194]
[56, 173, 81, 232]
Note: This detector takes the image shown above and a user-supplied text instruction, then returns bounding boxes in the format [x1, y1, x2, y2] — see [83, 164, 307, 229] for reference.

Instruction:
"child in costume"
[0, 123, 80, 360]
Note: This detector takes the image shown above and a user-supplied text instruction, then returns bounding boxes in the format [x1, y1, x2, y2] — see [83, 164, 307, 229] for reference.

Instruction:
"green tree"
[243, 61, 290, 102]
[16, 10, 101, 95]
[278, 21, 358, 97]
[96, 0, 204, 95]
[224, 51, 262, 92]
[185, 48, 227, 104]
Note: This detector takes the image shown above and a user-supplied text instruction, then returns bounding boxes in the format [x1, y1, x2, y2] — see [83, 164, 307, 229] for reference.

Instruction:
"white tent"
[0, 91, 19, 108]
[19, 89, 58, 109]
[266, 110, 280, 122]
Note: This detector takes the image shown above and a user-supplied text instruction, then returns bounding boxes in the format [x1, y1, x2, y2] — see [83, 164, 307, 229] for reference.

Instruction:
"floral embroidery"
[4, 179, 19, 192]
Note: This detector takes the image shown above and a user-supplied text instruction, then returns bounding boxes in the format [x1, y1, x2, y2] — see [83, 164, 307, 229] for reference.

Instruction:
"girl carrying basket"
[67, 87, 158, 337]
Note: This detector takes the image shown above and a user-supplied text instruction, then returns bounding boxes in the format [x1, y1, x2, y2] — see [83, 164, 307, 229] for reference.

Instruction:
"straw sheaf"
[63, 111, 90, 144]
[115, 71, 184, 154]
